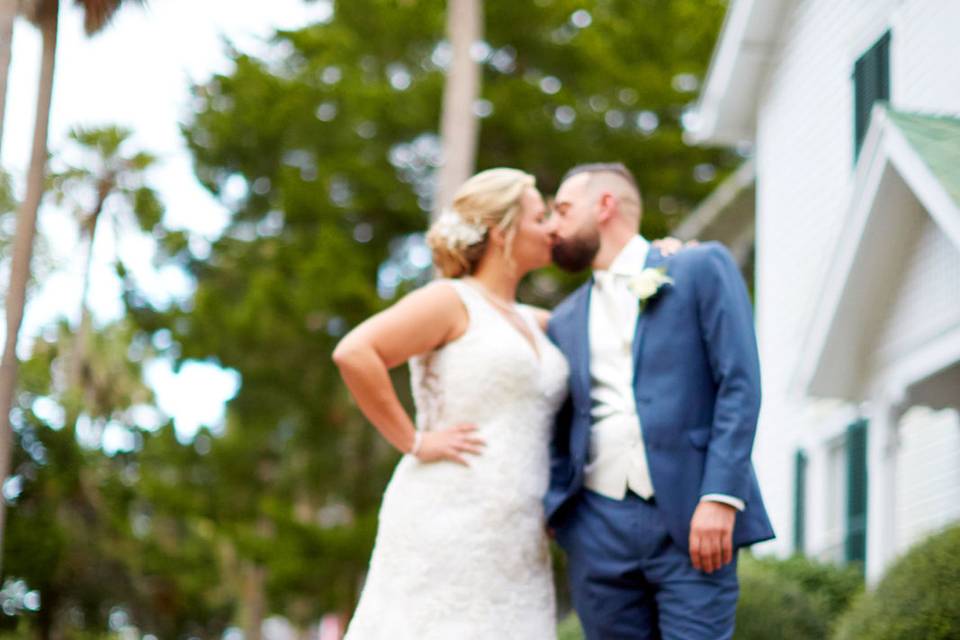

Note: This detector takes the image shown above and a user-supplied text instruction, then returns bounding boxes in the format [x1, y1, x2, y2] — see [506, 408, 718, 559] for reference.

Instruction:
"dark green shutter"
[845, 419, 868, 568]
[794, 450, 807, 554]
[853, 31, 891, 159]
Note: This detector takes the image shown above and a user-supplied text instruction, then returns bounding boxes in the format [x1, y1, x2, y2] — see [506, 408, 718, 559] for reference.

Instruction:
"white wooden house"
[688, 0, 960, 582]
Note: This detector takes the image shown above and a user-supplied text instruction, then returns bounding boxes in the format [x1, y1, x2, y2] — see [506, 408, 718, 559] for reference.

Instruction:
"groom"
[546, 163, 774, 639]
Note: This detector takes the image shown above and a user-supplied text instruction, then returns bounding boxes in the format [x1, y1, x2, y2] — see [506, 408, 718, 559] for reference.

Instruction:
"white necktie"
[589, 271, 655, 500]
[594, 271, 634, 354]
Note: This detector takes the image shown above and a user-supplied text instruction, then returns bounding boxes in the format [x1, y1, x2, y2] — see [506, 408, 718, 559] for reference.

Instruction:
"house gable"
[799, 106, 960, 400]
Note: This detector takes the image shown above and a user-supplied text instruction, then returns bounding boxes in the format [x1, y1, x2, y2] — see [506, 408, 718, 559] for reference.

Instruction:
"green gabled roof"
[886, 107, 960, 208]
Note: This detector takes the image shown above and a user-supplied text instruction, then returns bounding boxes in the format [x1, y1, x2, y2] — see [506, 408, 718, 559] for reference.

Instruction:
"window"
[794, 450, 808, 554]
[823, 439, 847, 563]
[853, 31, 891, 159]
[845, 419, 869, 569]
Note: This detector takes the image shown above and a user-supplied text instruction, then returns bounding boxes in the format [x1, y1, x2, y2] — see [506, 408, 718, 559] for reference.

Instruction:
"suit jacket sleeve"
[691, 243, 762, 502]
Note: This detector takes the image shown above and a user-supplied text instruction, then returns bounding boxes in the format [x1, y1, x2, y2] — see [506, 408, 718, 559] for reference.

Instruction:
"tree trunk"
[0, 0, 58, 572]
[0, 0, 17, 151]
[35, 588, 57, 640]
[432, 0, 482, 219]
[72, 210, 103, 392]
[240, 559, 267, 640]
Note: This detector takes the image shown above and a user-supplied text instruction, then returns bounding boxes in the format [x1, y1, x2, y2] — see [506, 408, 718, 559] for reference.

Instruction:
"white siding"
[895, 406, 960, 553]
[873, 214, 960, 370]
[749, 0, 960, 559]
[893, 1, 960, 114]
[755, 0, 896, 397]
[751, 0, 898, 556]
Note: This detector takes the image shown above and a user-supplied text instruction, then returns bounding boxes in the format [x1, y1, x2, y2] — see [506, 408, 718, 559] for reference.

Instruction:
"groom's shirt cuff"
[700, 494, 745, 511]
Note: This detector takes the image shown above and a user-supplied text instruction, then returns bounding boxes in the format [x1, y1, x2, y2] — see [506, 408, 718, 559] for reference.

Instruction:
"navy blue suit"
[546, 242, 774, 639]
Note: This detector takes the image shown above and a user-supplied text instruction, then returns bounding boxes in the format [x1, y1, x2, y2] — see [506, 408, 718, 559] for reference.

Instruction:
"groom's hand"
[689, 501, 736, 573]
[652, 236, 698, 256]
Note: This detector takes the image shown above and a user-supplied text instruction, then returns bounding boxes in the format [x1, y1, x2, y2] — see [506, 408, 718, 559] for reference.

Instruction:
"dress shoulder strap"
[442, 277, 489, 318]
[515, 303, 544, 333]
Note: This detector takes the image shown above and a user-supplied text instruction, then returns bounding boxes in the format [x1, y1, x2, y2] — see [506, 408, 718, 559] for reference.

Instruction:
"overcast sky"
[3, 0, 333, 444]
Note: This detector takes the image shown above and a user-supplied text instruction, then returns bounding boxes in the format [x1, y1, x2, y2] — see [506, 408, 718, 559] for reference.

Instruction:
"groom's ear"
[596, 192, 616, 224]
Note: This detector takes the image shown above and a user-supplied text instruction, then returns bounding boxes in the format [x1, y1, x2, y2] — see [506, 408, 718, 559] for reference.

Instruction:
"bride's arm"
[332, 281, 483, 465]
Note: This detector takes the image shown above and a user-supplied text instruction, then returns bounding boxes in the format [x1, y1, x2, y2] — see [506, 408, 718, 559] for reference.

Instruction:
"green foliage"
[124, 423, 235, 638]
[557, 612, 585, 640]
[49, 124, 163, 238]
[0, 168, 55, 294]
[2, 321, 150, 637]
[478, 0, 732, 238]
[745, 553, 863, 624]
[3, 320, 233, 638]
[833, 525, 960, 640]
[3, 123, 168, 634]
[0, 169, 14, 214]
[735, 553, 862, 640]
[0, 167, 15, 298]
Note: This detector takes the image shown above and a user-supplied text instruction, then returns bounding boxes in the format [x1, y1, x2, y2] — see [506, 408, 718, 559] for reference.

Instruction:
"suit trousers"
[557, 489, 739, 640]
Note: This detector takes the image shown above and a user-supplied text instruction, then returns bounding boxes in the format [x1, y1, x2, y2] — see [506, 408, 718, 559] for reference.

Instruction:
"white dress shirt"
[584, 236, 745, 511]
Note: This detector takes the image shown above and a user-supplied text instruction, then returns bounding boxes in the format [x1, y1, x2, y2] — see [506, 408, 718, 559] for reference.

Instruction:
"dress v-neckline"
[462, 280, 542, 364]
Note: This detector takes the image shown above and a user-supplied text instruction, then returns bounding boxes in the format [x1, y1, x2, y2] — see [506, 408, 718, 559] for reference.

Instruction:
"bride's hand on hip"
[417, 423, 485, 466]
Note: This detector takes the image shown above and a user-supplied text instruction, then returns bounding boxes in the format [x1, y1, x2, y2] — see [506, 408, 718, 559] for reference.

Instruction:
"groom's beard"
[552, 227, 600, 273]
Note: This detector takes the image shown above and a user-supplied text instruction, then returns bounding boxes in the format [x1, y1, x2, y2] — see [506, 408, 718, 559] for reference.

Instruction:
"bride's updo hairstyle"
[426, 168, 536, 278]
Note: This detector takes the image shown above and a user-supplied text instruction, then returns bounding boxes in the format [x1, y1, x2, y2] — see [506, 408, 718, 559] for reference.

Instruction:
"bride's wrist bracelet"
[409, 431, 423, 458]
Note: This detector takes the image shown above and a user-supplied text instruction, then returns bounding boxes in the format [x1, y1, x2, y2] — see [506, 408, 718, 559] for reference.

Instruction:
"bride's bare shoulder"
[397, 279, 466, 316]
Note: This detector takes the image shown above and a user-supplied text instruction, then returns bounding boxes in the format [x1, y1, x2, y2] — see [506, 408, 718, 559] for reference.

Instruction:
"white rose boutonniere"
[627, 267, 674, 311]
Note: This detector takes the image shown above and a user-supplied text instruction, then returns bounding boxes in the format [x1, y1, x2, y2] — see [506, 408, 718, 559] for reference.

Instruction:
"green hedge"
[735, 553, 862, 640]
[834, 524, 960, 640]
[752, 554, 864, 621]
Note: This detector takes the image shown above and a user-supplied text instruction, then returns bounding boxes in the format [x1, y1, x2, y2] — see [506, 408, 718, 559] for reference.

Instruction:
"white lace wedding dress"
[343, 279, 570, 640]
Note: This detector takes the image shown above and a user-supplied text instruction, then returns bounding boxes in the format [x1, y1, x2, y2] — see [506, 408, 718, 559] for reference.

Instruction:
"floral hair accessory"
[434, 208, 487, 249]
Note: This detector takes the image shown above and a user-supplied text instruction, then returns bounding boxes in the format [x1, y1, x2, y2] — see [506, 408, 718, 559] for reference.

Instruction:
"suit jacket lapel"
[570, 280, 593, 408]
[632, 247, 665, 384]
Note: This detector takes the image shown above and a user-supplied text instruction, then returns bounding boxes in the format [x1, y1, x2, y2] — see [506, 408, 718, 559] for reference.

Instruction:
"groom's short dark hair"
[561, 162, 639, 193]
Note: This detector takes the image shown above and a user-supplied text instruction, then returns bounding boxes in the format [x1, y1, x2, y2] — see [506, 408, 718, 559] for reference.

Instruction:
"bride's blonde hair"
[425, 168, 535, 278]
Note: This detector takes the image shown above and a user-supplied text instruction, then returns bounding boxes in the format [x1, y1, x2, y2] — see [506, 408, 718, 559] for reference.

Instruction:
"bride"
[332, 168, 568, 638]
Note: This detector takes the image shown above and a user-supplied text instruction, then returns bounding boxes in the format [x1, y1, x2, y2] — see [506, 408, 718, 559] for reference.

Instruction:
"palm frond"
[75, 0, 146, 36]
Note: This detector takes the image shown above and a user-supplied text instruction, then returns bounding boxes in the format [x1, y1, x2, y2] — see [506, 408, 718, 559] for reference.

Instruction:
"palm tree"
[433, 0, 483, 218]
[0, 0, 147, 576]
[0, 1, 59, 579]
[48, 125, 161, 395]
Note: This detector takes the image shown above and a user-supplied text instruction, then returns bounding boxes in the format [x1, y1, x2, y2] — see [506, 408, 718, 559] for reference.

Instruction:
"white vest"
[584, 236, 654, 499]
